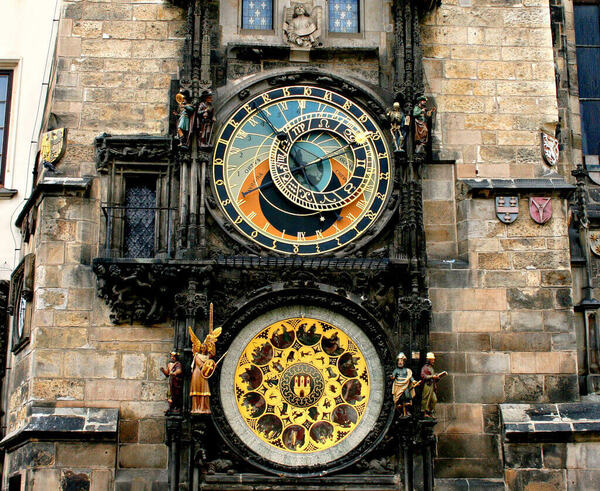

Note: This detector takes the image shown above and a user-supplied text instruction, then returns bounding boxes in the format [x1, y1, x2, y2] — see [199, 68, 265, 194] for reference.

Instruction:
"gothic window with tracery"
[328, 0, 359, 33]
[242, 0, 273, 30]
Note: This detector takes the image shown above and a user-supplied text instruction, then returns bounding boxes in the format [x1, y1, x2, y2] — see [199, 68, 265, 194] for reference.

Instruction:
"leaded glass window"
[242, 0, 273, 30]
[574, 4, 600, 156]
[124, 178, 156, 258]
[329, 0, 359, 33]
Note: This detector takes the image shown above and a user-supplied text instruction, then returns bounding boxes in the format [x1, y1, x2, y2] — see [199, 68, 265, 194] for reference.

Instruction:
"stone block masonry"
[422, 0, 559, 179]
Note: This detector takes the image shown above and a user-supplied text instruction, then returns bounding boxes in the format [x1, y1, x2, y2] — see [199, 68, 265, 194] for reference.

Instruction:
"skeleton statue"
[283, 2, 322, 48]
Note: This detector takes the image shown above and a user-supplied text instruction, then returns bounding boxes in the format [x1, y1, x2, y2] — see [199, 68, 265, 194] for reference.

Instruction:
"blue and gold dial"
[212, 85, 392, 255]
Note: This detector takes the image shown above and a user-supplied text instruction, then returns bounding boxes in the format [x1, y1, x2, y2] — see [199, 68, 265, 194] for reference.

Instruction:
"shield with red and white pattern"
[541, 132, 559, 167]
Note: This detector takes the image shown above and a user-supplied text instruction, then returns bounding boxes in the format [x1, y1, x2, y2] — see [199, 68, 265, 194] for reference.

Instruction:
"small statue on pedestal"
[161, 351, 183, 413]
[175, 89, 195, 150]
[420, 352, 447, 418]
[197, 91, 215, 148]
[387, 102, 409, 153]
[413, 96, 436, 154]
[283, 2, 322, 48]
[390, 352, 420, 416]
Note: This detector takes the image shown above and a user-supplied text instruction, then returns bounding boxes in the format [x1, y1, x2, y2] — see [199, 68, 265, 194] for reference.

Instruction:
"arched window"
[242, 0, 273, 30]
[328, 0, 359, 33]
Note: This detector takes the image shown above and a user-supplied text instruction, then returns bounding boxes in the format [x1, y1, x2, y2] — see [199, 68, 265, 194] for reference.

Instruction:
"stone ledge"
[15, 176, 94, 227]
[0, 404, 118, 451]
[435, 478, 506, 490]
[500, 403, 600, 443]
[458, 178, 575, 198]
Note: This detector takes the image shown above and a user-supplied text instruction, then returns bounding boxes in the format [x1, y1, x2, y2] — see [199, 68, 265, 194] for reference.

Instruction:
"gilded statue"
[283, 2, 322, 48]
[189, 305, 222, 414]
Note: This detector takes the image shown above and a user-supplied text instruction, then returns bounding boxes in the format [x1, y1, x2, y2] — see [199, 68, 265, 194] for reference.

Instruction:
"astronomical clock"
[201, 73, 403, 478]
[211, 83, 393, 255]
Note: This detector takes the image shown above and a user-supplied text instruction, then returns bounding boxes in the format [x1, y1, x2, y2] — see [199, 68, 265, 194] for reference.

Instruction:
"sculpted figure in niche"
[390, 352, 420, 416]
[161, 351, 183, 413]
[413, 95, 436, 154]
[420, 352, 447, 418]
[283, 2, 322, 48]
[189, 323, 222, 414]
[387, 102, 409, 153]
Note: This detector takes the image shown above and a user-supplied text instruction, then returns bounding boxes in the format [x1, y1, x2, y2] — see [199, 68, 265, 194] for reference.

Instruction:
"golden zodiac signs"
[233, 317, 370, 453]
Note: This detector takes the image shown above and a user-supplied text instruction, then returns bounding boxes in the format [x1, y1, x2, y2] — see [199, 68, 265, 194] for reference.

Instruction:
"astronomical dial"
[220, 305, 384, 469]
[212, 85, 392, 255]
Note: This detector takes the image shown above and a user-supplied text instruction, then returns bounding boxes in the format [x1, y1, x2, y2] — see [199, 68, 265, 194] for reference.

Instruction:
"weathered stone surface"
[467, 353, 509, 373]
[454, 375, 505, 403]
[505, 469, 565, 491]
[138, 419, 165, 443]
[118, 444, 167, 469]
[85, 380, 142, 401]
[32, 379, 85, 400]
[504, 375, 544, 402]
[507, 288, 554, 310]
[444, 404, 483, 434]
[57, 443, 116, 467]
[492, 332, 551, 352]
[121, 353, 147, 379]
[504, 443, 543, 468]
[64, 351, 118, 379]
[545, 376, 578, 403]
[543, 443, 567, 469]
[510, 311, 543, 331]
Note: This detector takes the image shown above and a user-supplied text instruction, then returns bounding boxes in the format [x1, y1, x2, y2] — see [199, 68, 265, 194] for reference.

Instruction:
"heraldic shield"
[541, 132, 559, 167]
[40, 128, 67, 171]
[529, 197, 552, 225]
[496, 196, 519, 224]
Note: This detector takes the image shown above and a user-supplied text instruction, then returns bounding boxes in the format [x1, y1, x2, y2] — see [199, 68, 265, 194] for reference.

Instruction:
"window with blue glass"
[574, 4, 600, 155]
[242, 0, 273, 30]
[0, 71, 13, 185]
[329, 0, 359, 34]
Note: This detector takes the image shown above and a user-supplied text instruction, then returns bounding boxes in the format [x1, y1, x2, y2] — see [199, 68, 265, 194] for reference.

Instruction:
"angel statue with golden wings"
[189, 304, 222, 414]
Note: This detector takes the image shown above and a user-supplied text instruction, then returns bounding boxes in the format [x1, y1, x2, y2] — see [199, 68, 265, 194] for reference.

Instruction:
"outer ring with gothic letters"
[211, 84, 392, 255]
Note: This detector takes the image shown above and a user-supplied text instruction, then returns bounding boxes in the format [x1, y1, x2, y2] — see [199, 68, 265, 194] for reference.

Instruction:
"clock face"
[212, 85, 392, 255]
[220, 305, 384, 468]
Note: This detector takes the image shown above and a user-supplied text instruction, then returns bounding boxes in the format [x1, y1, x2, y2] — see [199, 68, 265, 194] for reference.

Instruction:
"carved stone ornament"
[590, 231, 600, 257]
[495, 196, 519, 224]
[541, 132, 559, 167]
[94, 134, 173, 171]
[283, 1, 322, 48]
[529, 197, 552, 225]
[40, 128, 67, 172]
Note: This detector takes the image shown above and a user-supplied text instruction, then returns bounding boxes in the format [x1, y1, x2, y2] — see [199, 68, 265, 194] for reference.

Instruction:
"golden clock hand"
[253, 102, 288, 141]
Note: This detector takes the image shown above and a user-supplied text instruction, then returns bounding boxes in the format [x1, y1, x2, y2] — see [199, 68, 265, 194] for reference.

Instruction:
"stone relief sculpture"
[283, 1, 322, 48]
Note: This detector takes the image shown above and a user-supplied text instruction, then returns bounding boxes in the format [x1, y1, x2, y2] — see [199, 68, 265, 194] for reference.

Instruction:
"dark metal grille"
[124, 179, 156, 258]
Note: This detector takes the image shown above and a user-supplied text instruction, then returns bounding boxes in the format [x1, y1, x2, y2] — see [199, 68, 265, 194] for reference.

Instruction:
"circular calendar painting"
[219, 305, 384, 469]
